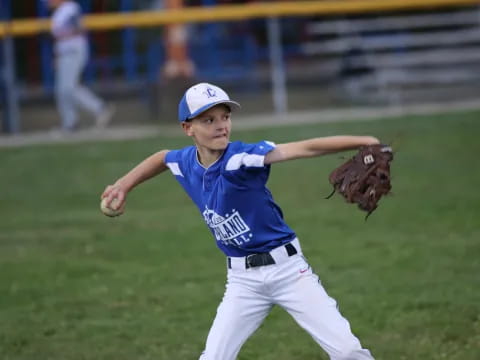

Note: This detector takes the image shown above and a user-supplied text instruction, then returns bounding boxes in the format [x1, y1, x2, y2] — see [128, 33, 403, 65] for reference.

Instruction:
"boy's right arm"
[101, 150, 170, 210]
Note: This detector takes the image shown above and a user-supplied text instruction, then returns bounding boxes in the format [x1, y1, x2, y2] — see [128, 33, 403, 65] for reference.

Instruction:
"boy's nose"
[215, 120, 226, 129]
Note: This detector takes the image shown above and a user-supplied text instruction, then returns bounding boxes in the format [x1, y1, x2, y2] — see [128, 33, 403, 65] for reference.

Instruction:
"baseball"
[100, 197, 123, 217]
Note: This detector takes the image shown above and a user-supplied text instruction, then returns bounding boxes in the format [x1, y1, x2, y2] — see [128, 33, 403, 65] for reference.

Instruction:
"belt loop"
[227, 257, 232, 269]
[285, 243, 297, 256]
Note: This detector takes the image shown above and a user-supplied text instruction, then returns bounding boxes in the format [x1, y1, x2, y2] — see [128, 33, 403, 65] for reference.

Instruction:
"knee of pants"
[56, 87, 75, 102]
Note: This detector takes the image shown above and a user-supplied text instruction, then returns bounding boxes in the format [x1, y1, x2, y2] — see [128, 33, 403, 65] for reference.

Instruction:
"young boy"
[101, 82, 379, 359]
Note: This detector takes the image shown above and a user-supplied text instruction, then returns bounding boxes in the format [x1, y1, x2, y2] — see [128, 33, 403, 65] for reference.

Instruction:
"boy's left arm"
[264, 136, 380, 165]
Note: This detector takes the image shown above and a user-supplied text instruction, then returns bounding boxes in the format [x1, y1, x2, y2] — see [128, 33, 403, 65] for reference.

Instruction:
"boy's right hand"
[100, 184, 127, 217]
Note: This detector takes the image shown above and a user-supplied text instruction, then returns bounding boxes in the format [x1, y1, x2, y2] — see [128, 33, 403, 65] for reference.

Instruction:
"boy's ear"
[182, 122, 193, 137]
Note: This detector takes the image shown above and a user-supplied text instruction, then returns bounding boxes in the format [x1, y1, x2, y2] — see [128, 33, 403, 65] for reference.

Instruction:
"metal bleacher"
[300, 5, 480, 105]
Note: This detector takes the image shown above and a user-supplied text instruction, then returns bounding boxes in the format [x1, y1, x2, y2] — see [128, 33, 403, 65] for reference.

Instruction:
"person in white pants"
[48, 0, 114, 132]
[101, 83, 377, 359]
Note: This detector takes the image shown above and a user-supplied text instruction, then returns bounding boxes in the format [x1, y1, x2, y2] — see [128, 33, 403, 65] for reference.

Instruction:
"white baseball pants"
[199, 239, 374, 360]
[55, 45, 104, 130]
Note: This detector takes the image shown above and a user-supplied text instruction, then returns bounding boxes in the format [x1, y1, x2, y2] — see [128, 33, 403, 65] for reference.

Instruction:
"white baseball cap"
[178, 83, 240, 122]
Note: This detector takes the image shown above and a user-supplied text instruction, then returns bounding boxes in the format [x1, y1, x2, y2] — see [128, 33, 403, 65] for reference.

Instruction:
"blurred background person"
[47, 0, 115, 133]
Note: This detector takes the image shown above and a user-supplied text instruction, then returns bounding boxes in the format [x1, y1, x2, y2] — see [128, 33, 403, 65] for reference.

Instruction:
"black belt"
[228, 242, 298, 269]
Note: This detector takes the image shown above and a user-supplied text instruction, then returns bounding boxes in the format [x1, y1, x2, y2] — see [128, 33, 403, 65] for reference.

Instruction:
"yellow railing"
[0, 0, 479, 38]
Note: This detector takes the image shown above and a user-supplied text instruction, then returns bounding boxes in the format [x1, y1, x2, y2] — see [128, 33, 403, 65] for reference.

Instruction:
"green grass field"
[1, 110, 479, 360]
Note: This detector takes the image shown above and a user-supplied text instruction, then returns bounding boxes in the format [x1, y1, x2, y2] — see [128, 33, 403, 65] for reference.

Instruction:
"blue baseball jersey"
[165, 140, 297, 257]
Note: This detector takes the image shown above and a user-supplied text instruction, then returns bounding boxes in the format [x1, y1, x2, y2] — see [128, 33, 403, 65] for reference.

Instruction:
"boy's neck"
[196, 147, 224, 168]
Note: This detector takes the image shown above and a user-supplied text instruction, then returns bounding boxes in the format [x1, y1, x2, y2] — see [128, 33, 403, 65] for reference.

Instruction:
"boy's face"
[182, 104, 232, 151]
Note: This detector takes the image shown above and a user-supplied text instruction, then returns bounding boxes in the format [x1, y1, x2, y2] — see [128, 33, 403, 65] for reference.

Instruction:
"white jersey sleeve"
[225, 141, 276, 172]
[222, 141, 276, 188]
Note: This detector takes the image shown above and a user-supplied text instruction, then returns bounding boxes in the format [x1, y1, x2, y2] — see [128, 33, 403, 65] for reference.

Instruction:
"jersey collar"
[195, 143, 230, 170]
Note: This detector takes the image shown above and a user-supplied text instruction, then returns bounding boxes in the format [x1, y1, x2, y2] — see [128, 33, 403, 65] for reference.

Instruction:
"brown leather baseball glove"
[326, 144, 393, 219]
